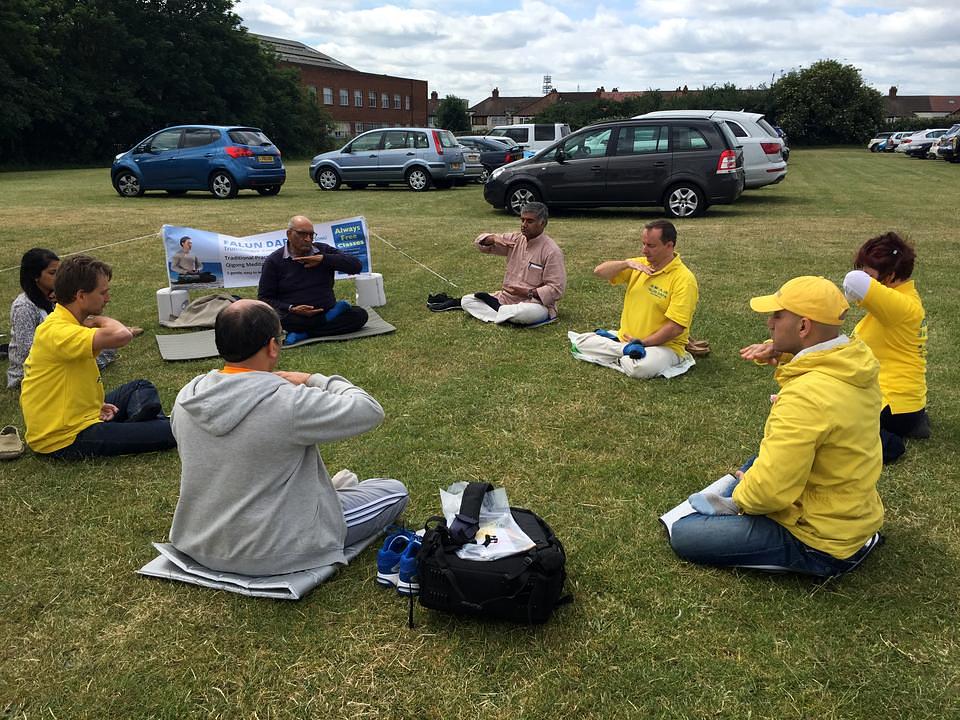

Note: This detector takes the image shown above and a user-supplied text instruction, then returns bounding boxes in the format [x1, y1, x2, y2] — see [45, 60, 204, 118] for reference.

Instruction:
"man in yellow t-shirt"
[20, 255, 176, 459]
[568, 219, 699, 379]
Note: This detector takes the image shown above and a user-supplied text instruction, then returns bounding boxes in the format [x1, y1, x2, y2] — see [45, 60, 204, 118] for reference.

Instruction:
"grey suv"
[483, 118, 744, 217]
[309, 128, 465, 192]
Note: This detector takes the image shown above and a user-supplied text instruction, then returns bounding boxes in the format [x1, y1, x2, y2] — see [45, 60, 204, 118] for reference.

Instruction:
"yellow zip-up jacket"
[733, 338, 884, 559]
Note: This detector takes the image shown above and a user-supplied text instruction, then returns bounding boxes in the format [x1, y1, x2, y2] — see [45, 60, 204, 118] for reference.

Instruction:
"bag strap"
[447, 482, 494, 545]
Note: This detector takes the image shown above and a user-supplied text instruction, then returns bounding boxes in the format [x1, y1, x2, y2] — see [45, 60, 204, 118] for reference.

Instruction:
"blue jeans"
[49, 380, 176, 460]
[669, 513, 879, 578]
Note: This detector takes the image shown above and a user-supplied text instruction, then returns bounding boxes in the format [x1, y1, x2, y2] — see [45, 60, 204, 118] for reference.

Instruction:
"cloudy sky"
[236, 0, 959, 106]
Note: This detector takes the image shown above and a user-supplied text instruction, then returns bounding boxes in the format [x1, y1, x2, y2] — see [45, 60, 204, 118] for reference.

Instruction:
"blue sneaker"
[283, 331, 309, 346]
[376, 530, 415, 588]
[594, 328, 619, 341]
[325, 300, 350, 321]
[396, 536, 422, 596]
[623, 341, 646, 359]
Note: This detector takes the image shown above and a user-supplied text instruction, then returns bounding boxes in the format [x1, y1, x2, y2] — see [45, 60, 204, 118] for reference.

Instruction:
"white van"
[487, 123, 571, 154]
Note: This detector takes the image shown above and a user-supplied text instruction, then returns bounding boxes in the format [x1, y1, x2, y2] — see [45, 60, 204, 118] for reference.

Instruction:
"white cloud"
[236, 0, 960, 105]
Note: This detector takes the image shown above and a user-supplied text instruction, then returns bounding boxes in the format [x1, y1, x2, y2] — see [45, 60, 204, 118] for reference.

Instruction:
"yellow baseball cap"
[749, 276, 849, 326]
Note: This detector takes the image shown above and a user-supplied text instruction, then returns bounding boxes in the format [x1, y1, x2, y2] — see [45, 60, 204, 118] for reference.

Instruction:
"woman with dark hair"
[843, 232, 929, 463]
[7, 249, 123, 389]
[7, 249, 60, 388]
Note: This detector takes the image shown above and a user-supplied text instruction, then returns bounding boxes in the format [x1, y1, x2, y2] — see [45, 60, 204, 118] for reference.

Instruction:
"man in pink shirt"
[428, 202, 566, 326]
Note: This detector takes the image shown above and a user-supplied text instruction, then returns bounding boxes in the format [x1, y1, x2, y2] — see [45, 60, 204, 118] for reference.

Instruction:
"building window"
[405, 95, 410, 110]
[394, 94, 401, 109]
[369, 90, 377, 108]
[307, 85, 317, 98]
[339, 89, 349, 106]
[381, 93, 389, 109]
[354, 90, 362, 107]
[323, 88, 333, 105]
[355, 122, 364, 134]
[334, 121, 351, 139]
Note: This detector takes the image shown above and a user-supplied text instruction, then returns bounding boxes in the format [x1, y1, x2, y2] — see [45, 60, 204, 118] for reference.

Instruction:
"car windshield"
[756, 118, 779, 137]
[435, 130, 459, 149]
[228, 129, 273, 147]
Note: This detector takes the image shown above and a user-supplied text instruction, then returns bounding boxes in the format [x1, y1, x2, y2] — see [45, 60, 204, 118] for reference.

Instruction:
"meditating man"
[428, 202, 566, 326]
[170, 236, 214, 284]
[20, 255, 175, 459]
[258, 215, 368, 344]
[668, 276, 884, 577]
[168, 299, 408, 575]
[568, 219, 698, 379]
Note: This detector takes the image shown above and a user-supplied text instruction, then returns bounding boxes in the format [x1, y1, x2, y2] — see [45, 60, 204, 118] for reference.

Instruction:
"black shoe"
[427, 292, 452, 304]
[474, 291, 501, 311]
[427, 298, 462, 312]
[129, 401, 162, 423]
[905, 411, 931, 439]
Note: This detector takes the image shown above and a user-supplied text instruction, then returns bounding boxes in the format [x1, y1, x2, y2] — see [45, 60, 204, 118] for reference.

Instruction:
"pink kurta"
[474, 231, 566, 317]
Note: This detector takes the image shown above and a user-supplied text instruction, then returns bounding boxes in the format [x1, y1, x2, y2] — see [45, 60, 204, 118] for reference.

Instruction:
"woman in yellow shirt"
[844, 232, 929, 463]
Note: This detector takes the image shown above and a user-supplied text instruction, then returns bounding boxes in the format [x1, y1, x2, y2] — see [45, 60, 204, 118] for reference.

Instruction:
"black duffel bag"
[415, 482, 571, 624]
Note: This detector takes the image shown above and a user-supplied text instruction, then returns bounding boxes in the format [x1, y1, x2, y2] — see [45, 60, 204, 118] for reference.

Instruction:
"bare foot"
[128, 326, 144, 337]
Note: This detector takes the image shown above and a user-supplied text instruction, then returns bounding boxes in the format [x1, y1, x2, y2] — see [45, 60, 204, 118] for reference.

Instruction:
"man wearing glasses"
[168, 299, 408, 575]
[257, 215, 368, 344]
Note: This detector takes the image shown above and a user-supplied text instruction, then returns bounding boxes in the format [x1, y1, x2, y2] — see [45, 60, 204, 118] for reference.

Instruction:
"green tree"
[772, 60, 883, 145]
[434, 95, 470, 132]
[2, 0, 330, 165]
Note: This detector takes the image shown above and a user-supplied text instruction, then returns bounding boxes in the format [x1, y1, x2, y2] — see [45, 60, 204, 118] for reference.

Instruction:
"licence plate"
[257, 156, 274, 163]
[451, 163, 461, 170]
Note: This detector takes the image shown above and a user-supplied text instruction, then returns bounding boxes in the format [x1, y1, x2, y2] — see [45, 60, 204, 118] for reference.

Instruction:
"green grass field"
[2, 150, 958, 719]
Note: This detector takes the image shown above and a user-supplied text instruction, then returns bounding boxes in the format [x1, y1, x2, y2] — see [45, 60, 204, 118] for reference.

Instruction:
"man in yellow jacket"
[669, 276, 884, 577]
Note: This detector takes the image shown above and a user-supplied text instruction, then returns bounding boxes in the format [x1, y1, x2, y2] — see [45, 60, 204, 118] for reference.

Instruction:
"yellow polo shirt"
[21, 304, 103, 453]
[853, 279, 927, 413]
[611, 254, 699, 356]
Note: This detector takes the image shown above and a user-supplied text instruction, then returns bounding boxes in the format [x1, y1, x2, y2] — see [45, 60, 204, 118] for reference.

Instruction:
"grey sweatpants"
[339, 478, 409, 547]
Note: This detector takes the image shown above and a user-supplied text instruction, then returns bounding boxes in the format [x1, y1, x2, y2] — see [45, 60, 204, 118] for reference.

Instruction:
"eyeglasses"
[266, 331, 287, 347]
[291, 229, 316, 239]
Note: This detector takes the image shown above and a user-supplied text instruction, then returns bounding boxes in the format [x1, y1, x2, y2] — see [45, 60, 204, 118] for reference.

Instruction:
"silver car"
[309, 128, 465, 191]
[635, 110, 787, 189]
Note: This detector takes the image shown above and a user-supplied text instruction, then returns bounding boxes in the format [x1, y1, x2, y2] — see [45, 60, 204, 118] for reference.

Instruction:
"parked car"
[867, 132, 894, 152]
[900, 129, 949, 158]
[111, 125, 285, 199]
[882, 131, 916, 152]
[483, 117, 745, 218]
[458, 145, 484, 184]
[634, 110, 786, 189]
[456, 136, 525, 182]
[309, 128, 465, 191]
[487, 123, 571, 154]
[935, 124, 960, 162]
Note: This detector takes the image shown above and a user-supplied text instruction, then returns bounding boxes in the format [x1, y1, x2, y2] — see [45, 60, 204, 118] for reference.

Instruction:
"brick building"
[255, 34, 429, 139]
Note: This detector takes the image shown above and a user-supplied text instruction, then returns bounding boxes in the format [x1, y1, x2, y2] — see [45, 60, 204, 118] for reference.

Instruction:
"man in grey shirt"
[168, 299, 408, 575]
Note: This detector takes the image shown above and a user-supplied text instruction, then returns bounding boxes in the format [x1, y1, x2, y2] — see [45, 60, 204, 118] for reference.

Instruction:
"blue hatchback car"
[111, 125, 286, 199]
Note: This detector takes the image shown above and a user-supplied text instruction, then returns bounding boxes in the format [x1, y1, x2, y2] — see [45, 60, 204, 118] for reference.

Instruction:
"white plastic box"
[355, 272, 386, 307]
[156, 287, 189, 322]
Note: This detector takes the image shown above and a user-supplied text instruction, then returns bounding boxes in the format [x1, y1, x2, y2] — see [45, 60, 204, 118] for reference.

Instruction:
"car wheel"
[663, 183, 705, 218]
[506, 184, 540, 215]
[406, 167, 432, 191]
[316, 168, 341, 191]
[478, 165, 491, 183]
[347, 182, 368, 190]
[870, 145, 879, 153]
[256, 185, 281, 196]
[209, 171, 238, 199]
[114, 171, 143, 198]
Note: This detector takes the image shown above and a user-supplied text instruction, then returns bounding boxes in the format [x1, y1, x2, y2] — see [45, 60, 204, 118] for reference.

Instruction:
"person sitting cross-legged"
[668, 276, 884, 578]
[258, 214, 368, 345]
[168, 299, 408, 575]
[568, 219, 698, 379]
[20, 255, 175, 459]
[428, 201, 566, 326]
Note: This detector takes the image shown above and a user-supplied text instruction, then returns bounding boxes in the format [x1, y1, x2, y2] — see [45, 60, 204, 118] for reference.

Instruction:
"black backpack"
[415, 482, 571, 624]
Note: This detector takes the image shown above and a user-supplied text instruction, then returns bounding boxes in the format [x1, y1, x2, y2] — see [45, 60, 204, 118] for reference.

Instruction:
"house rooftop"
[252, 33, 355, 72]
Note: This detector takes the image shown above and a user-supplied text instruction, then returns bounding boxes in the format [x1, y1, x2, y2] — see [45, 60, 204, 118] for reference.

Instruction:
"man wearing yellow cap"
[668, 276, 885, 577]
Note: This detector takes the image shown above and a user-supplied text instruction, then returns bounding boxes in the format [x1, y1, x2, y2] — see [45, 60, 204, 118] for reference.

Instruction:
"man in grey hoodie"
[168, 299, 408, 575]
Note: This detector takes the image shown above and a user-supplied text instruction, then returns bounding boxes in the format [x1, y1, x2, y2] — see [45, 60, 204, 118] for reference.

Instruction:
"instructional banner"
[161, 217, 371, 289]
